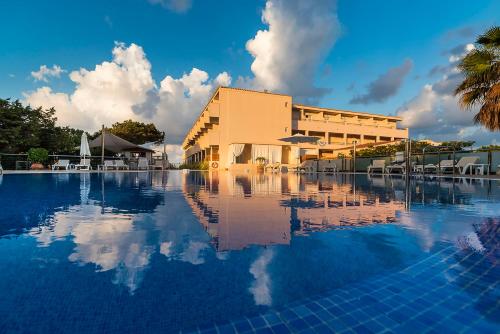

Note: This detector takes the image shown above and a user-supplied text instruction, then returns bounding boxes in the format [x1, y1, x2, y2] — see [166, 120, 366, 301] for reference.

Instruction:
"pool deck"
[1, 169, 500, 180]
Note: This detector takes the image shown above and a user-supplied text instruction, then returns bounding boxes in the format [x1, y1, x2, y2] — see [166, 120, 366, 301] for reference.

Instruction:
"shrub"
[27, 148, 49, 164]
[178, 161, 209, 170]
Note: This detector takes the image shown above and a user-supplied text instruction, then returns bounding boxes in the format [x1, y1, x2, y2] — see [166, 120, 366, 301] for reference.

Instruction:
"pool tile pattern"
[186, 244, 499, 333]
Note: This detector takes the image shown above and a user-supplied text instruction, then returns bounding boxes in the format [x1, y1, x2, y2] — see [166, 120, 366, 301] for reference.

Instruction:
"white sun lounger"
[367, 160, 385, 174]
[137, 158, 149, 170]
[114, 160, 129, 170]
[52, 159, 70, 170]
[75, 158, 91, 170]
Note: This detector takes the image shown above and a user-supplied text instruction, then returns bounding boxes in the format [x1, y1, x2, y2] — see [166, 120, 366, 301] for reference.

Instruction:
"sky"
[1, 0, 499, 162]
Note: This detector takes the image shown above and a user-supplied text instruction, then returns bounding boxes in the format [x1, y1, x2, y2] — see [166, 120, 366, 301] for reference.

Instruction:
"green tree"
[0, 98, 83, 154]
[455, 26, 500, 131]
[107, 119, 164, 145]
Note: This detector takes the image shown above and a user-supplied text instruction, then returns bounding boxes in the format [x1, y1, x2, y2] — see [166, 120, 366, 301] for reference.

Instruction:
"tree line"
[0, 98, 165, 155]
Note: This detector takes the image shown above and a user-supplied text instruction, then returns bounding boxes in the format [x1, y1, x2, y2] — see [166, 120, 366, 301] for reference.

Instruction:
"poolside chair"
[103, 160, 116, 171]
[0, 162, 3, 174]
[413, 163, 437, 174]
[75, 158, 91, 170]
[455, 156, 480, 175]
[137, 157, 149, 170]
[265, 162, 281, 173]
[367, 160, 385, 174]
[114, 160, 129, 170]
[52, 159, 70, 170]
[386, 152, 406, 174]
[437, 160, 456, 174]
[150, 159, 166, 170]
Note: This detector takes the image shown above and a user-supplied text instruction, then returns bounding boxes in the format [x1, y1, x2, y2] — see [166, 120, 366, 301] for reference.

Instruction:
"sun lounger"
[413, 163, 437, 173]
[367, 160, 385, 174]
[114, 160, 129, 170]
[149, 159, 166, 170]
[455, 156, 481, 175]
[52, 159, 70, 170]
[436, 158, 478, 174]
[0, 162, 3, 174]
[75, 158, 91, 170]
[137, 158, 149, 170]
[265, 162, 280, 173]
[385, 152, 408, 174]
[100, 160, 116, 171]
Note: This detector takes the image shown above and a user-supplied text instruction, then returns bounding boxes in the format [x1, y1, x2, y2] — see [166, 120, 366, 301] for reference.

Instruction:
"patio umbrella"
[80, 133, 91, 159]
[278, 133, 320, 144]
[279, 133, 320, 166]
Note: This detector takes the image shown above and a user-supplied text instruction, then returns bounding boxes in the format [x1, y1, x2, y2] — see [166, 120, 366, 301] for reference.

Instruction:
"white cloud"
[23, 43, 230, 158]
[31, 64, 65, 82]
[396, 43, 498, 145]
[244, 0, 340, 102]
[148, 0, 192, 13]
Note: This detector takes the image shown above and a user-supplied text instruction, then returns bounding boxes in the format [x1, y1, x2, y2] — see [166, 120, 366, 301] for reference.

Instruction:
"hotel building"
[182, 87, 408, 170]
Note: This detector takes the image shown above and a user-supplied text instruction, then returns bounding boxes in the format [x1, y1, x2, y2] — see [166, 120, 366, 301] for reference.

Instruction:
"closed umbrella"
[80, 133, 91, 160]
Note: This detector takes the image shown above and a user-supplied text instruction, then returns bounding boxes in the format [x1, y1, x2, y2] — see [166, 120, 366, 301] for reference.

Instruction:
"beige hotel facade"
[182, 87, 408, 170]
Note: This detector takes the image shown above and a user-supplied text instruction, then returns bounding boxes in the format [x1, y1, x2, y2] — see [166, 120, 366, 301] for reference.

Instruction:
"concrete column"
[343, 133, 347, 145]
[360, 134, 365, 144]
[376, 136, 380, 142]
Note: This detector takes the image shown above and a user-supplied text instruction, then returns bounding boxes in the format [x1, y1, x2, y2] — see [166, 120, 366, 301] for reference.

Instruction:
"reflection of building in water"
[184, 172, 291, 251]
[183, 172, 406, 251]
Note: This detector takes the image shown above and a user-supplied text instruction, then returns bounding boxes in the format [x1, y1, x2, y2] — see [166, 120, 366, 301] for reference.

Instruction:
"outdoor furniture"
[137, 158, 149, 170]
[437, 160, 455, 174]
[386, 152, 405, 174]
[115, 160, 129, 170]
[438, 157, 481, 175]
[413, 164, 437, 174]
[99, 160, 116, 171]
[324, 166, 337, 173]
[367, 160, 385, 174]
[470, 164, 489, 176]
[75, 158, 91, 170]
[150, 160, 166, 170]
[455, 156, 481, 175]
[0, 163, 3, 174]
[265, 162, 280, 173]
[386, 164, 405, 174]
[52, 159, 70, 170]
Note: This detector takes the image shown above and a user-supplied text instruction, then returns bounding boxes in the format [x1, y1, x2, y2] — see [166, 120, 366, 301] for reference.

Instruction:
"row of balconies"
[183, 102, 220, 149]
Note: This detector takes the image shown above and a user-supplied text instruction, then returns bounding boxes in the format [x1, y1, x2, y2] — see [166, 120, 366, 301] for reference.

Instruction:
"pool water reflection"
[0, 171, 498, 333]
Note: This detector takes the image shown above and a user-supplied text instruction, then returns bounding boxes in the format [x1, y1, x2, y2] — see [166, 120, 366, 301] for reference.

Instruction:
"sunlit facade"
[182, 87, 409, 170]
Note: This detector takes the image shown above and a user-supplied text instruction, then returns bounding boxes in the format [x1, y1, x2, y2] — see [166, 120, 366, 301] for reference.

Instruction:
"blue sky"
[1, 0, 499, 159]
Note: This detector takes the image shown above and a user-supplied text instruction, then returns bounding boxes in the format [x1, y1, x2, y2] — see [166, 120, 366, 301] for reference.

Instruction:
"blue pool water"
[0, 171, 498, 333]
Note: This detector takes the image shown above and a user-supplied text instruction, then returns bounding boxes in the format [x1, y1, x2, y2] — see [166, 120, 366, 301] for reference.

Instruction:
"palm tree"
[455, 26, 500, 131]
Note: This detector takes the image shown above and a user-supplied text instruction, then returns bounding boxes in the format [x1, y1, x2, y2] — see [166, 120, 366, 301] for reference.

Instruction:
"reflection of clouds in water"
[161, 240, 209, 265]
[160, 241, 173, 257]
[30, 205, 152, 293]
[29, 187, 211, 293]
[180, 241, 209, 265]
[249, 248, 274, 306]
[398, 211, 479, 252]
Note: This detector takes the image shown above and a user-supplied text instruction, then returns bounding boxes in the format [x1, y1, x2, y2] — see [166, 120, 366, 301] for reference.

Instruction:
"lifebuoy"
[211, 162, 219, 169]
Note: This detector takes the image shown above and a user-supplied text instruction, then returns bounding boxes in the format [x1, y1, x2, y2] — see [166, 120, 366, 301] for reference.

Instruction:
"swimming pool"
[0, 171, 498, 333]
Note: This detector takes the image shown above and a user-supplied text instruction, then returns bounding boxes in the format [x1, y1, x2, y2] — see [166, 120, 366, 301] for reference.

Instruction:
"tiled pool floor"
[187, 242, 499, 334]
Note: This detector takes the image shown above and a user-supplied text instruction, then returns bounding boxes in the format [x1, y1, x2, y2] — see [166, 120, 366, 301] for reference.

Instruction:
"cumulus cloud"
[31, 64, 65, 82]
[148, 0, 192, 13]
[23, 42, 230, 162]
[350, 59, 413, 104]
[396, 44, 498, 145]
[244, 0, 340, 102]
